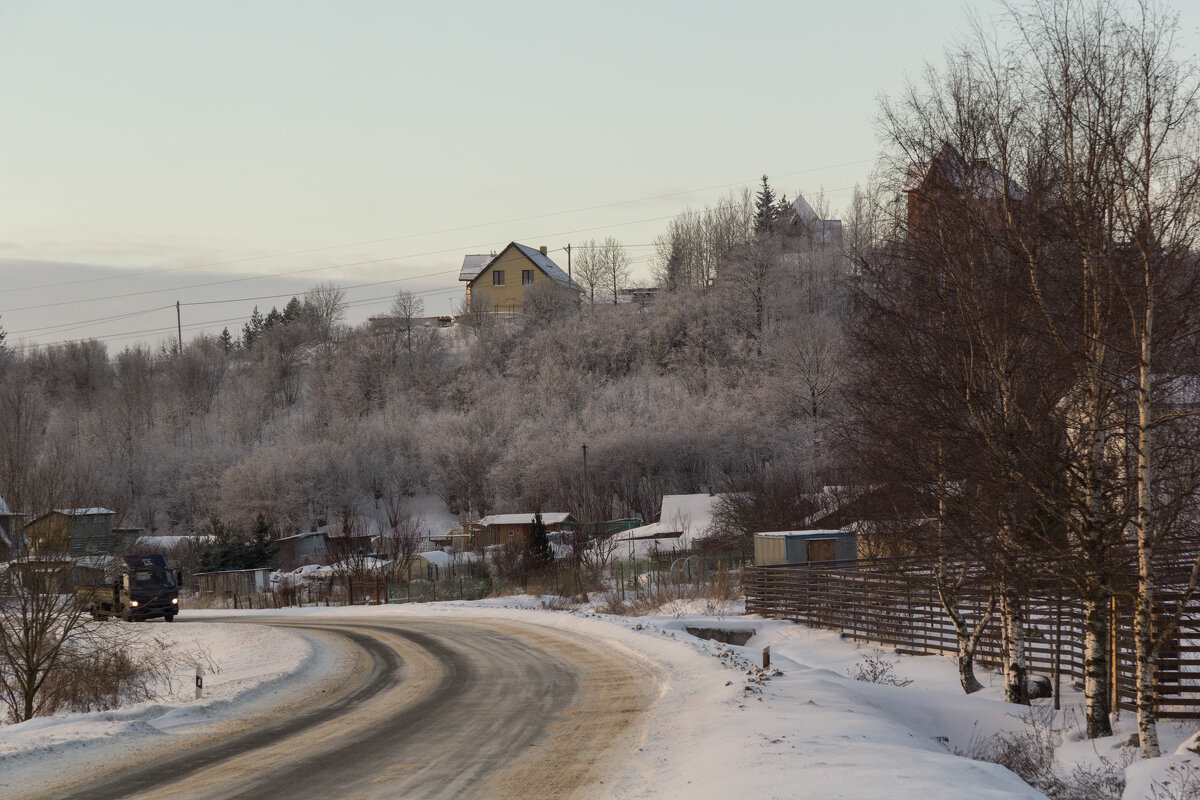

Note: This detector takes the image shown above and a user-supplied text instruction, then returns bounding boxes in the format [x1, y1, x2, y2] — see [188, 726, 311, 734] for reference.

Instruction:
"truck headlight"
[129, 600, 139, 607]
[171, 598, 178, 604]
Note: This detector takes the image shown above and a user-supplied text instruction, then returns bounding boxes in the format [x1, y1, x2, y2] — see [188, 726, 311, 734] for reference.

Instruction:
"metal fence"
[745, 560, 1200, 719]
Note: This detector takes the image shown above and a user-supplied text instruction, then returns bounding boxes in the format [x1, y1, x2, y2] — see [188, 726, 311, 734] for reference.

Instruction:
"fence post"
[1110, 594, 1119, 713]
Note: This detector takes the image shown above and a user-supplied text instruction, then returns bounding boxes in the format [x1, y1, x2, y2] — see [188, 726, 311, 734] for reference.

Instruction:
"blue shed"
[753, 530, 857, 566]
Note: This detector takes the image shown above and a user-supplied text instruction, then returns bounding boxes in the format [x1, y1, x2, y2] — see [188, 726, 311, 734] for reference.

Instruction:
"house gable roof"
[464, 242, 583, 292]
[459, 253, 494, 282]
[904, 144, 1026, 201]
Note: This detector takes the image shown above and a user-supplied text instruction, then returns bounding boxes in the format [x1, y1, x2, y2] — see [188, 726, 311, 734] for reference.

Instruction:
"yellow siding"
[468, 248, 550, 313]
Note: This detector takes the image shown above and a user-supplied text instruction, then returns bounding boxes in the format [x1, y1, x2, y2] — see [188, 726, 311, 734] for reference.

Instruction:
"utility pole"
[176, 301, 183, 353]
[581, 444, 590, 538]
[566, 243, 572, 282]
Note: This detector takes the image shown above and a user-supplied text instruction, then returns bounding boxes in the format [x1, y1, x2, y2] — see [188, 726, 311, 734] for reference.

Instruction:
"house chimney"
[539, 245, 548, 256]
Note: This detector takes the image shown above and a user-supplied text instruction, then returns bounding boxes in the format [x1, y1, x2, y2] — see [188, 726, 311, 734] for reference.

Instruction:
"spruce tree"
[526, 511, 553, 572]
[754, 175, 777, 235]
[242, 306, 265, 349]
[282, 296, 303, 324]
[218, 327, 235, 353]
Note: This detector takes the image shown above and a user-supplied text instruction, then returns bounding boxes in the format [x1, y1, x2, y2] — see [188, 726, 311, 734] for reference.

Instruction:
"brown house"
[903, 144, 1025, 236]
[475, 513, 576, 549]
[23, 508, 140, 556]
[0, 495, 26, 560]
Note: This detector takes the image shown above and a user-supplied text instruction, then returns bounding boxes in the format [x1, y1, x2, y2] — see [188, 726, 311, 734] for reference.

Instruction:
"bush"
[963, 706, 1127, 800]
[848, 647, 912, 687]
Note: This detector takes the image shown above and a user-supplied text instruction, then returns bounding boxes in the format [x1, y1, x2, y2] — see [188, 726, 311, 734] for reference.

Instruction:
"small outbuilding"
[753, 530, 857, 566]
[407, 550, 457, 582]
[195, 567, 272, 596]
[274, 531, 330, 569]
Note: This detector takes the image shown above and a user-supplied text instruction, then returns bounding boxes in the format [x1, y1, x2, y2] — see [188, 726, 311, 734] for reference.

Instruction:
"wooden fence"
[745, 561, 1200, 719]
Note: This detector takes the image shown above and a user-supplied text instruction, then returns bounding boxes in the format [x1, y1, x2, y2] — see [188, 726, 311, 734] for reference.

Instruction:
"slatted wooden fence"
[745, 561, 1200, 719]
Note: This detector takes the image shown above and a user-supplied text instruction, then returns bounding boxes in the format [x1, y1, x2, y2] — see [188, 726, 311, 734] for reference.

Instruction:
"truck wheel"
[164, 613, 175, 622]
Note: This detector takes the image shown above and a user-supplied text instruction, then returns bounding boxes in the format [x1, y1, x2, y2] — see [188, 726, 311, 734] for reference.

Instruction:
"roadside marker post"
[763, 645, 770, 669]
[195, 666, 203, 699]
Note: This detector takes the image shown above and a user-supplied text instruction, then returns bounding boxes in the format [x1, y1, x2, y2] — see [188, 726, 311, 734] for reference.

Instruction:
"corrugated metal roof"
[56, 507, 116, 516]
[459, 253, 494, 282]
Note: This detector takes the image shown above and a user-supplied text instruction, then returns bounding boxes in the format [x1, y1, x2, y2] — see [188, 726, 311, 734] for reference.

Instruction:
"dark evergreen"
[242, 306, 265, 349]
[218, 327, 235, 353]
[193, 515, 277, 571]
[754, 174, 777, 235]
[526, 511, 553, 571]
[282, 296, 304, 324]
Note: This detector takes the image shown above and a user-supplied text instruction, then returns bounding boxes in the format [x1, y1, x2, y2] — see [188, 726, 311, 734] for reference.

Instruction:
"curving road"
[26, 617, 660, 800]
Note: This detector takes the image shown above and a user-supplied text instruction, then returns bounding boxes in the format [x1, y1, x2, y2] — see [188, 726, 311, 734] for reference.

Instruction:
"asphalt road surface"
[25, 617, 660, 800]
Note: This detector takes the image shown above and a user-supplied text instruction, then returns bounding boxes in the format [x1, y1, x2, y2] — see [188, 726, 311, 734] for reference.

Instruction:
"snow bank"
[0, 621, 310, 793]
[4, 598, 1197, 799]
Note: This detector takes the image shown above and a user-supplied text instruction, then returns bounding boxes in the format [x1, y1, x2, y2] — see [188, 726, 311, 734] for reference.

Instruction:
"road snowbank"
[0, 622, 310, 797]
[3, 599, 1197, 799]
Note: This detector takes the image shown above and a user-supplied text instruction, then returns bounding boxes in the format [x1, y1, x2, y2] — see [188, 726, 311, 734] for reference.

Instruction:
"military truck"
[78, 554, 180, 622]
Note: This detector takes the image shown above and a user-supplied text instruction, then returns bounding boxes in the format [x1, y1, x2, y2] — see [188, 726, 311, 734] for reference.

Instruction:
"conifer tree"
[218, 327, 235, 353]
[753, 175, 777, 235]
[242, 306, 265, 349]
[281, 296, 304, 325]
[526, 511, 553, 571]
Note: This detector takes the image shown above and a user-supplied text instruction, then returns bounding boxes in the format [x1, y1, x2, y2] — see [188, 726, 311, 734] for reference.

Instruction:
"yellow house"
[459, 242, 581, 313]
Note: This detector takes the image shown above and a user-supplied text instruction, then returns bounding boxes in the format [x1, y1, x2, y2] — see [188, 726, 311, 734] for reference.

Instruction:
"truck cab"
[82, 554, 180, 622]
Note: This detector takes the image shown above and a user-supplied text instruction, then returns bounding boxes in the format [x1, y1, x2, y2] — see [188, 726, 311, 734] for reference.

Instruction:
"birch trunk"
[936, 581, 992, 694]
[1133, 293, 1160, 757]
[999, 583, 1029, 704]
[1083, 589, 1114, 738]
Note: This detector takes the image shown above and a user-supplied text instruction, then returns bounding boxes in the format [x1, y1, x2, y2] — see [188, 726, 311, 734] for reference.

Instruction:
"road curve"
[30, 617, 660, 800]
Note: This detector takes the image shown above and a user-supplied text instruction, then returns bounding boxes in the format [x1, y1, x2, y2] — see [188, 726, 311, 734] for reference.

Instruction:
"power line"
[3, 158, 874, 294]
[7, 285, 466, 352]
[4, 178, 863, 344]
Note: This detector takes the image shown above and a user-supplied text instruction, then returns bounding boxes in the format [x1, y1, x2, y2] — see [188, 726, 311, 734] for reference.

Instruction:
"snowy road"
[26, 616, 660, 800]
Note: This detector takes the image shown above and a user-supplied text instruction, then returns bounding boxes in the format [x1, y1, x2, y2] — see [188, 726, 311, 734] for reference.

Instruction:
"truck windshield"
[131, 569, 175, 589]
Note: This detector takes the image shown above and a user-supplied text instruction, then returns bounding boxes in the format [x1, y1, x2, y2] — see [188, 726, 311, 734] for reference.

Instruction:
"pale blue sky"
[1, 1, 1196, 348]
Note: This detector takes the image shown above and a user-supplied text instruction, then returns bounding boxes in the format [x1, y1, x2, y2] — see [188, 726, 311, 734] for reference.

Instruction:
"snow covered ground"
[1, 599, 1197, 799]
[0, 622, 312, 798]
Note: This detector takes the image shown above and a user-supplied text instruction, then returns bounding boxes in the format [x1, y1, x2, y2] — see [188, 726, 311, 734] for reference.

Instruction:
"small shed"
[408, 550, 456, 582]
[196, 567, 272, 596]
[274, 531, 330, 568]
[754, 530, 857, 566]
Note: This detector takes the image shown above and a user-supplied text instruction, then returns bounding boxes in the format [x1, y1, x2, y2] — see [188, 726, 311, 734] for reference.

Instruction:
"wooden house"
[475, 513, 576, 549]
[458, 242, 582, 314]
[23, 508, 140, 556]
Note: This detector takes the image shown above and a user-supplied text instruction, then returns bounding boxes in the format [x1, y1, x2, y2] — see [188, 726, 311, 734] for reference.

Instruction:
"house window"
[507, 530, 515, 537]
[522, 269, 533, 286]
[492, 270, 505, 286]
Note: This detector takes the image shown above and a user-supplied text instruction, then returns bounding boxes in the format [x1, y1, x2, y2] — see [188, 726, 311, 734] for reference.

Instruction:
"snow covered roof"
[460, 243, 583, 292]
[789, 194, 843, 244]
[611, 494, 723, 545]
[478, 512, 574, 527]
[755, 529, 848, 538]
[417, 550, 455, 567]
[275, 531, 329, 543]
[459, 253, 494, 282]
[135, 534, 215, 549]
[510, 243, 583, 290]
[56, 508, 115, 516]
[903, 144, 1026, 201]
